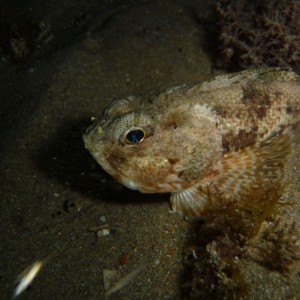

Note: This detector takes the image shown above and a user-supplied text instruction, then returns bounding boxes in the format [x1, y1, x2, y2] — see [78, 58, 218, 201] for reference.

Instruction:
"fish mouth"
[83, 121, 106, 150]
[84, 121, 99, 136]
[82, 128, 93, 150]
[82, 123, 98, 149]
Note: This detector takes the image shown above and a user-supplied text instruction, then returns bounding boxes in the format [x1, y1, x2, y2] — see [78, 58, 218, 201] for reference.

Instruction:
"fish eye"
[125, 128, 145, 144]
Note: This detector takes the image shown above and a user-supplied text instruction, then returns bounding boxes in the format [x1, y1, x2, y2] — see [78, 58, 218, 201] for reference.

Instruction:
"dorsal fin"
[170, 133, 291, 218]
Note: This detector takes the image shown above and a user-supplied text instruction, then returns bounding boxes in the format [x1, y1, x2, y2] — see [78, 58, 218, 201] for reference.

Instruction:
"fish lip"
[83, 120, 106, 149]
[82, 126, 92, 148]
[84, 121, 99, 136]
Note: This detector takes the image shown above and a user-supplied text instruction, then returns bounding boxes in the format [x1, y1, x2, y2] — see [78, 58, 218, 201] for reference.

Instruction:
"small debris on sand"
[103, 269, 118, 291]
[105, 263, 147, 297]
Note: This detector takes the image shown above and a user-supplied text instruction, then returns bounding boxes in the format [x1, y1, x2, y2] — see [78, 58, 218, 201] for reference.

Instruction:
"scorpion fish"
[83, 68, 300, 217]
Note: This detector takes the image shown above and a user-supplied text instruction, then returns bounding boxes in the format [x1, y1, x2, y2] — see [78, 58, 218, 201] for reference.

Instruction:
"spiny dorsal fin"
[170, 133, 291, 218]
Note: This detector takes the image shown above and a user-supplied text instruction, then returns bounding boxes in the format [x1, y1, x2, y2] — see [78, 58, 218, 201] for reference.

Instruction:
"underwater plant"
[217, 0, 300, 73]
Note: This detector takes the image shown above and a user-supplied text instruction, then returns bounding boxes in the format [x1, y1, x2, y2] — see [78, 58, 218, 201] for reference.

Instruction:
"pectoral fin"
[215, 133, 291, 197]
[171, 186, 208, 218]
[170, 133, 291, 218]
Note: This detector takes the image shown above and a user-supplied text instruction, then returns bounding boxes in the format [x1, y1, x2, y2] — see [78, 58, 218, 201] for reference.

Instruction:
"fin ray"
[171, 187, 208, 218]
[170, 133, 291, 217]
[216, 133, 291, 196]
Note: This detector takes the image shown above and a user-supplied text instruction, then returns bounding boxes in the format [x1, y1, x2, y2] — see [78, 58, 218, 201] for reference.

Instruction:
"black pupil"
[126, 129, 144, 143]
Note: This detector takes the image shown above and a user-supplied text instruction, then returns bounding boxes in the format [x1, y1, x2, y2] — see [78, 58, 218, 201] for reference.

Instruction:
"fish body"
[84, 68, 300, 217]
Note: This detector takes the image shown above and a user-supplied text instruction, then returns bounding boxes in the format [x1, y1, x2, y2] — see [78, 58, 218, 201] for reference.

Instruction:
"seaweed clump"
[216, 0, 300, 73]
[180, 182, 300, 299]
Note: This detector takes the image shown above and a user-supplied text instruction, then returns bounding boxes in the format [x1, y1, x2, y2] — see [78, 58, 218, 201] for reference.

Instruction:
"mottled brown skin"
[84, 68, 300, 216]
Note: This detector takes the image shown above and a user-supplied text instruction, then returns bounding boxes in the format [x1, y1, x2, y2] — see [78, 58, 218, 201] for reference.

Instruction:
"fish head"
[83, 95, 222, 193]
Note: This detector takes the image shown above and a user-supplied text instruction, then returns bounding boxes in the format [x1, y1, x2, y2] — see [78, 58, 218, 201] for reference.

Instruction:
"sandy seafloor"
[1, 0, 300, 299]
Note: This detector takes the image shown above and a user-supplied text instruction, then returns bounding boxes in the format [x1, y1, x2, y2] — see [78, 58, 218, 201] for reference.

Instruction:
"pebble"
[100, 215, 106, 223]
[97, 228, 110, 237]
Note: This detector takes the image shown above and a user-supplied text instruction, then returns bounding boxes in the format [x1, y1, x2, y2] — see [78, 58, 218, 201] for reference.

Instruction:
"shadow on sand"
[32, 117, 168, 205]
